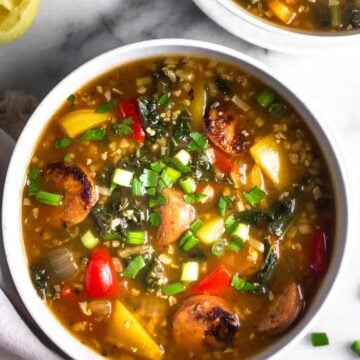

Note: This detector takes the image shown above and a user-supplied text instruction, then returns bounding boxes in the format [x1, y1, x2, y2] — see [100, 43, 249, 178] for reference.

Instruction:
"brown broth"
[22, 56, 335, 359]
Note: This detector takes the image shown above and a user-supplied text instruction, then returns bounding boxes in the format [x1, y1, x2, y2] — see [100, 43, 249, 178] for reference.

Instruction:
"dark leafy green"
[54, 138, 74, 149]
[80, 128, 107, 141]
[95, 102, 115, 113]
[146, 257, 165, 293]
[113, 117, 133, 136]
[256, 240, 278, 285]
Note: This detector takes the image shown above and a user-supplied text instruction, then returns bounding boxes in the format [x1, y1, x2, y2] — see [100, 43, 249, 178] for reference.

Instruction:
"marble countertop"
[1, 0, 360, 359]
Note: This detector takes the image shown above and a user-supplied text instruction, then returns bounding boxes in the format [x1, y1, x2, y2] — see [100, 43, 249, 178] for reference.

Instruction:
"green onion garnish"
[232, 223, 250, 241]
[231, 274, 261, 293]
[351, 340, 360, 356]
[140, 169, 159, 188]
[35, 191, 62, 206]
[224, 214, 237, 234]
[157, 92, 169, 106]
[162, 282, 186, 296]
[63, 154, 72, 163]
[54, 137, 74, 149]
[131, 177, 145, 196]
[149, 194, 167, 208]
[179, 230, 199, 251]
[28, 165, 41, 196]
[311, 333, 329, 347]
[179, 177, 196, 194]
[103, 231, 123, 240]
[189, 132, 209, 151]
[122, 255, 146, 279]
[183, 193, 207, 204]
[212, 239, 227, 256]
[95, 102, 115, 113]
[150, 161, 166, 174]
[113, 117, 133, 136]
[171, 158, 191, 173]
[127, 231, 146, 245]
[226, 238, 244, 252]
[190, 219, 204, 233]
[256, 89, 275, 109]
[149, 210, 161, 226]
[147, 187, 157, 196]
[244, 186, 267, 206]
[80, 128, 107, 141]
[158, 169, 173, 190]
[81, 230, 99, 249]
[268, 102, 287, 118]
[163, 167, 181, 183]
[218, 195, 233, 216]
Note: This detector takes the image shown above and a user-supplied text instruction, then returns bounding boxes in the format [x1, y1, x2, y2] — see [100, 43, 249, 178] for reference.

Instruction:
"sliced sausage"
[157, 188, 196, 245]
[204, 102, 250, 155]
[257, 282, 303, 334]
[43, 162, 97, 228]
[173, 295, 240, 352]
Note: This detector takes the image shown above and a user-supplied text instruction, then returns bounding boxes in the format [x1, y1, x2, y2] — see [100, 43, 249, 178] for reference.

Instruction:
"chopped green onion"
[268, 103, 287, 118]
[163, 167, 181, 183]
[81, 230, 99, 249]
[179, 230, 193, 247]
[80, 128, 107, 141]
[112, 168, 134, 188]
[127, 231, 146, 245]
[149, 194, 167, 208]
[181, 262, 199, 282]
[147, 187, 157, 196]
[179, 177, 196, 194]
[190, 219, 204, 233]
[131, 177, 145, 196]
[183, 193, 207, 204]
[54, 137, 74, 149]
[174, 149, 191, 166]
[28, 165, 41, 196]
[226, 238, 244, 252]
[149, 210, 161, 226]
[110, 181, 117, 193]
[103, 231, 123, 240]
[63, 154, 72, 163]
[158, 169, 173, 189]
[311, 333, 329, 347]
[157, 92, 169, 106]
[67, 94, 75, 106]
[189, 132, 209, 151]
[35, 191, 62, 206]
[171, 158, 191, 173]
[244, 186, 267, 206]
[330, 5, 342, 27]
[256, 89, 275, 109]
[232, 223, 250, 241]
[140, 169, 159, 188]
[150, 161, 166, 174]
[231, 274, 261, 293]
[113, 117, 133, 136]
[351, 340, 360, 356]
[122, 255, 146, 279]
[224, 214, 237, 234]
[95, 102, 115, 113]
[162, 282, 186, 296]
[179, 230, 199, 251]
[218, 195, 233, 216]
[211, 239, 227, 256]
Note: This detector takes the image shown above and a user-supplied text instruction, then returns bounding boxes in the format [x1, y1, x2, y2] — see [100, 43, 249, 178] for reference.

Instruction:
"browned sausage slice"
[157, 188, 196, 246]
[204, 103, 250, 155]
[257, 282, 303, 334]
[173, 295, 240, 352]
[42, 162, 97, 228]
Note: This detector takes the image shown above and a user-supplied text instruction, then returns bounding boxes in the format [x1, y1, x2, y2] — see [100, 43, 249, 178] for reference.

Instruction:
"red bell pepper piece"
[85, 247, 120, 298]
[190, 265, 232, 296]
[310, 225, 328, 276]
[212, 147, 234, 174]
[118, 100, 145, 143]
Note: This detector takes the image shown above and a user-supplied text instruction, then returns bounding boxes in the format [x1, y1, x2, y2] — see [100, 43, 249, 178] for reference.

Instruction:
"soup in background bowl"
[2, 39, 349, 360]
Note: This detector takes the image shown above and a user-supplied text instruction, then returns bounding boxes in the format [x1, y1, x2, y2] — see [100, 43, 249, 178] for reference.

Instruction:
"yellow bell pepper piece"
[189, 80, 207, 131]
[267, 0, 296, 24]
[250, 134, 294, 190]
[105, 300, 163, 359]
[197, 216, 225, 244]
[59, 109, 111, 138]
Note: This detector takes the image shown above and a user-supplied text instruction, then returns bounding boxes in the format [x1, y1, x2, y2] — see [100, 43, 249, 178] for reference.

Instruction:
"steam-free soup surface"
[232, 0, 360, 32]
[23, 56, 334, 359]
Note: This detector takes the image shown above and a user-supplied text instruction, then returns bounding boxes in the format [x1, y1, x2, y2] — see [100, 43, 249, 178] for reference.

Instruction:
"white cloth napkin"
[0, 127, 63, 359]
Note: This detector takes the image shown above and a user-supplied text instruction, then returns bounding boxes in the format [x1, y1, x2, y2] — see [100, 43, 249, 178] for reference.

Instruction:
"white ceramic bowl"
[2, 39, 349, 360]
[193, 0, 360, 53]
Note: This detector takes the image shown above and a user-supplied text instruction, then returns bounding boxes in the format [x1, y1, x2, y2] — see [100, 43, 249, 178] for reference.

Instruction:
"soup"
[22, 56, 334, 359]
[232, 0, 360, 32]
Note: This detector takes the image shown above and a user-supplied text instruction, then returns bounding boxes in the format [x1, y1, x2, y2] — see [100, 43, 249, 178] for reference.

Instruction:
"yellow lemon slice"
[0, 0, 40, 43]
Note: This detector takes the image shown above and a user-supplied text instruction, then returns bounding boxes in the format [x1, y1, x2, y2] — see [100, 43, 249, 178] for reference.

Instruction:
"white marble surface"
[1, 0, 360, 359]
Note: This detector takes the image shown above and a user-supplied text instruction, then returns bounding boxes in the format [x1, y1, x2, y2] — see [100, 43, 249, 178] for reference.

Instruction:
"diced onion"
[232, 95, 250, 112]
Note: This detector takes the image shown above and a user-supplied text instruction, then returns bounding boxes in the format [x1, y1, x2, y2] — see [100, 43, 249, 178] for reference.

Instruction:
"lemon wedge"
[0, 0, 40, 43]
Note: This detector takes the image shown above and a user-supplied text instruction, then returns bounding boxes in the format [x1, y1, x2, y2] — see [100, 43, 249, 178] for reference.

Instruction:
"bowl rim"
[192, 0, 360, 53]
[1, 38, 350, 360]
